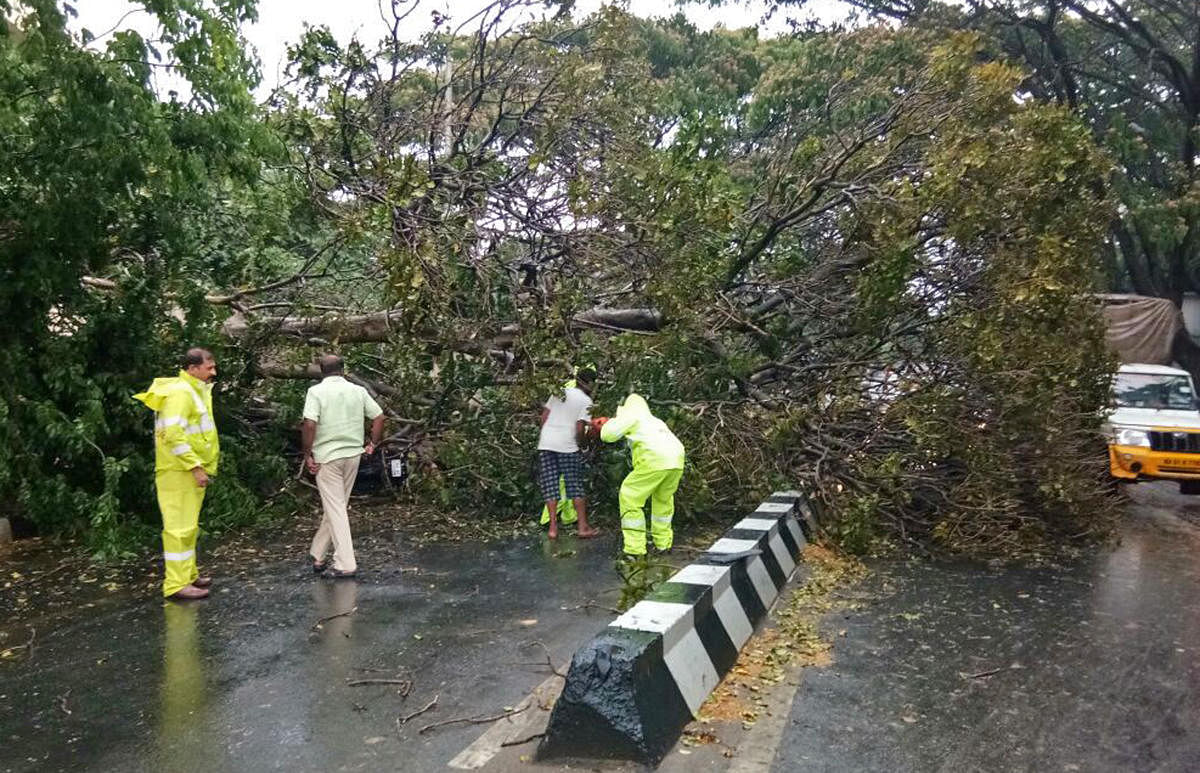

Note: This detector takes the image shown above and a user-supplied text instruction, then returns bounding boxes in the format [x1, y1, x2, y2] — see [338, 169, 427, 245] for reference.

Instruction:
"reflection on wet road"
[160, 603, 208, 767]
[774, 482, 1200, 772]
[1, 531, 621, 772]
[6, 483, 1200, 773]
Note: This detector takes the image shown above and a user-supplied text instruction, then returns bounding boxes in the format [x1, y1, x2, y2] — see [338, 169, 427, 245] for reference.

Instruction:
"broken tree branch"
[418, 705, 528, 734]
[559, 601, 621, 615]
[311, 606, 357, 631]
[398, 694, 439, 726]
[517, 640, 565, 677]
[347, 678, 413, 688]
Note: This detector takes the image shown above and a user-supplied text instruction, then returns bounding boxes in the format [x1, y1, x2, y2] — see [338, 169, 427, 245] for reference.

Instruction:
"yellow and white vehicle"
[1106, 363, 1200, 494]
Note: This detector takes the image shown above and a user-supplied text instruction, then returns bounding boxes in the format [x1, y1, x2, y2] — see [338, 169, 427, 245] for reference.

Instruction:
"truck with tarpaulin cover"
[1101, 295, 1200, 494]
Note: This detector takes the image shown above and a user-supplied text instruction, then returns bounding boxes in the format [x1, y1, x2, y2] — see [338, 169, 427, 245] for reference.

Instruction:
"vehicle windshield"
[1113, 372, 1196, 410]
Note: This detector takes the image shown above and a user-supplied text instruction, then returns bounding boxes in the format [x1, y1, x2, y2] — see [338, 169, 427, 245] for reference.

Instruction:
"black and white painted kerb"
[538, 490, 815, 763]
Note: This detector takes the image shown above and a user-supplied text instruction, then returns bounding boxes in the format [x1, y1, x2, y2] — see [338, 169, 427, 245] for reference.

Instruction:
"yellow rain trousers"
[134, 371, 219, 597]
[156, 470, 206, 595]
[600, 394, 685, 556]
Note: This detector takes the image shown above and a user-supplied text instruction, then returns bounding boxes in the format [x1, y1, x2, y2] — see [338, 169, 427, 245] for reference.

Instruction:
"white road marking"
[447, 673, 563, 770]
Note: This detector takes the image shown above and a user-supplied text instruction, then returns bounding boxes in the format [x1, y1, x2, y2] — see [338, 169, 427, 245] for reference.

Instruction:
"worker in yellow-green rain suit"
[594, 394, 685, 556]
[133, 348, 220, 601]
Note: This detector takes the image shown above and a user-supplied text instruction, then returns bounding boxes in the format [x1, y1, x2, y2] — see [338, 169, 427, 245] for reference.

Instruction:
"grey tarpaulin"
[1099, 294, 1183, 365]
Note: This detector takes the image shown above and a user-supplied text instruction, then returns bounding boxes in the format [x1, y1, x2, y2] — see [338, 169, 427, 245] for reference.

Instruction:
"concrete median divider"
[537, 490, 816, 763]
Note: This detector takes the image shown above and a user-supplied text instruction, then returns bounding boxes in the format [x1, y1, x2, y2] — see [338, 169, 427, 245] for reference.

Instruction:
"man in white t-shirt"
[537, 369, 600, 539]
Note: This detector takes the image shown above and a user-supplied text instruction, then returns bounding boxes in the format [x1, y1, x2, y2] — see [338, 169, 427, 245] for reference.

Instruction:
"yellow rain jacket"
[600, 393, 685, 471]
[133, 370, 220, 475]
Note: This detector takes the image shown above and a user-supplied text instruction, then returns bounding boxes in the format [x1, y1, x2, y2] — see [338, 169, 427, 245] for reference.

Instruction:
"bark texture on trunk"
[223, 308, 664, 344]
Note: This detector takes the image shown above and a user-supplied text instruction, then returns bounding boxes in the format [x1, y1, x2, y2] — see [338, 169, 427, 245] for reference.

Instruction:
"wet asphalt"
[0, 527, 625, 773]
[6, 482, 1200, 772]
[773, 481, 1200, 772]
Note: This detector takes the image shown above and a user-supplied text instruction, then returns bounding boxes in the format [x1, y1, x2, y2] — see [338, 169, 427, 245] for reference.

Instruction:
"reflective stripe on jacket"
[599, 393, 685, 471]
[133, 370, 220, 474]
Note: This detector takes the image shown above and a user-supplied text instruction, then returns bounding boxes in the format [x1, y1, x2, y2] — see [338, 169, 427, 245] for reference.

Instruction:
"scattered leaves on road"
[698, 544, 866, 731]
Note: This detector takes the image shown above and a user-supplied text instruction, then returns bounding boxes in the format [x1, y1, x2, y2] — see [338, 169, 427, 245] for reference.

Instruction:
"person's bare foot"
[548, 525, 558, 539]
[192, 576, 213, 588]
[578, 527, 600, 539]
[168, 585, 210, 601]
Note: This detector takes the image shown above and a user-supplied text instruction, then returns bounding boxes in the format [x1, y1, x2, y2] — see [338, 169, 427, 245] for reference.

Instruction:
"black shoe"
[312, 558, 328, 573]
[321, 568, 357, 579]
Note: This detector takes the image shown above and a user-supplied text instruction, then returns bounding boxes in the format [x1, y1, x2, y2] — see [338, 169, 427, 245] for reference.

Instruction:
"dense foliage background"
[1, 0, 1152, 558]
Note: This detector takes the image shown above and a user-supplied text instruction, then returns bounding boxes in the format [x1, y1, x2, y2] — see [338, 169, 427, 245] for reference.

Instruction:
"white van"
[1106, 363, 1200, 494]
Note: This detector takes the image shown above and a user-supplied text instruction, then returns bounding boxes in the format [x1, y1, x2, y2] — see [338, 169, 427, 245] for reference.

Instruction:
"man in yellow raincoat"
[595, 394, 685, 556]
[134, 348, 220, 600]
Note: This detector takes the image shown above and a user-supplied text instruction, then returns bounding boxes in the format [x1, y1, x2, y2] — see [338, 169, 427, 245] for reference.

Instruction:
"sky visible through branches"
[74, 0, 848, 98]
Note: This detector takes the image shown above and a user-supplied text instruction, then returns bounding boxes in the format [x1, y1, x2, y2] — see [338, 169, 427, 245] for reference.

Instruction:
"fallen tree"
[7, 3, 1119, 559]
[218, 15, 1118, 557]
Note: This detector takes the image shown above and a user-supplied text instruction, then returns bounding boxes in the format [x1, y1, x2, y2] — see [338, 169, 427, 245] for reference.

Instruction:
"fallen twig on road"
[58, 689, 72, 716]
[348, 678, 413, 697]
[418, 705, 528, 735]
[559, 601, 621, 615]
[311, 606, 357, 631]
[7, 625, 36, 661]
[500, 731, 545, 747]
[517, 641, 565, 677]
[397, 694, 439, 731]
[961, 667, 1002, 679]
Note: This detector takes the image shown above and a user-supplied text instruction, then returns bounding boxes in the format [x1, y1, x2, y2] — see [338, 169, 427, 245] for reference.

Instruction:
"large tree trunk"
[223, 310, 405, 343]
[223, 308, 664, 345]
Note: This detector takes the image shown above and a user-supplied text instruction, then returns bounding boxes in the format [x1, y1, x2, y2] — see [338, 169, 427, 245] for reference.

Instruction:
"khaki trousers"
[310, 455, 361, 572]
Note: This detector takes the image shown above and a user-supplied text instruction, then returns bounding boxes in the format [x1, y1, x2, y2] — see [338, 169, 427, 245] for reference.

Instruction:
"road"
[3, 482, 1200, 772]
[0, 519, 628, 773]
[771, 481, 1200, 772]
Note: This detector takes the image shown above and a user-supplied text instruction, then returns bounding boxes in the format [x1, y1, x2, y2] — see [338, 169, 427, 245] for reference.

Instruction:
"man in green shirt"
[302, 355, 384, 578]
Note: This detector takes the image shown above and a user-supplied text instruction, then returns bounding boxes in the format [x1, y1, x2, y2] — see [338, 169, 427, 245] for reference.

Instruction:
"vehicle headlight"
[1114, 427, 1151, 447]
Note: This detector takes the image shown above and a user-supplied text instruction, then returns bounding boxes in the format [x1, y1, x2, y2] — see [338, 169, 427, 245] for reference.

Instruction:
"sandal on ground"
[192, 576, 213, 588]
[321, 568, 356, 579]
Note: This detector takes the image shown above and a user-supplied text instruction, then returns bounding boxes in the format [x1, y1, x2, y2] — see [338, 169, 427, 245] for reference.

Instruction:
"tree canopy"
[0, 0, 1129, 558]
[812, 0, 1200, 373]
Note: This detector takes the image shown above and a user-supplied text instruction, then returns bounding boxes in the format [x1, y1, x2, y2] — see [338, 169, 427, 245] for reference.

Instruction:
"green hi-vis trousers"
[156, 470, 205, 597]
[618, 467, 683, 556]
